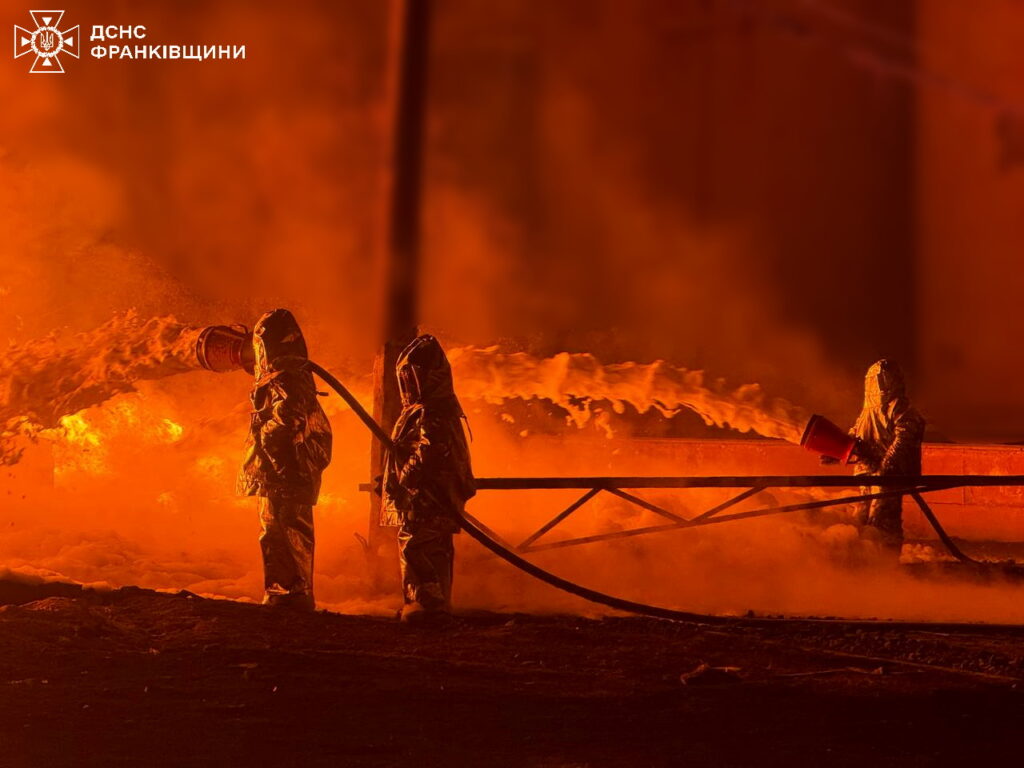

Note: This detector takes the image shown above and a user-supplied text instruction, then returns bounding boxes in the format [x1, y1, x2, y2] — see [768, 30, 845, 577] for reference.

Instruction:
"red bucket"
[800, 414, 856, 463]
[195, 325, 254, 374]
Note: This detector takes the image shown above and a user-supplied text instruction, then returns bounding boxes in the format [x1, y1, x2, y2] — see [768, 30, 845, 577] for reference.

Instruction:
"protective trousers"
[857, 486, 903, 553]
[398, 523, 454, 613]
[258, 496, 315, 609]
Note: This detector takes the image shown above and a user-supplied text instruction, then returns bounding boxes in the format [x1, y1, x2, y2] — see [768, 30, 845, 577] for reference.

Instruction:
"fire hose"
[307, 360, 981, 573]
[309, 362, 1024, 627]
[195, 325, 746, 621]
[195, 326, 990, 622]
[305, 361, 393, 447]
[194, 325, 989, 622]
[303, 361, 747, 622]
[304, 363, 1005, 624]
[305, 361, 990, 625]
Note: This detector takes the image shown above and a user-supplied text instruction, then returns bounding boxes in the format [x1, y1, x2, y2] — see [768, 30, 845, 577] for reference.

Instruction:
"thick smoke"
[7, 380, 1024, 624]
[1, 1, 1020, 624]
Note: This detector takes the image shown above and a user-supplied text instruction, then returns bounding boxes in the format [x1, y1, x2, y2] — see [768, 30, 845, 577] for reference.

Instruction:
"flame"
[1, 314, 811, 470]
[57, 413, 102, 448]
[54, 411, 108, 476]
[448, 347, 809, 443]
[4, 315, 1024, 624]
[161, 418, 185, 442]
[42, 391, 189, 478]
[1, 313, 201, 464]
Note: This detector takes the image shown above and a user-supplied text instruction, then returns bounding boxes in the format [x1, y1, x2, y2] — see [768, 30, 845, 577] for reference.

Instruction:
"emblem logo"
[13, 10, 79, 73]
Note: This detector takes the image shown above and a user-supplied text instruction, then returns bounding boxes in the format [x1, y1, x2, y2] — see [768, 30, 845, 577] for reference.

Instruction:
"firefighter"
[382, 335, 475, 624]
[237, 309, 332, 611]
[848, 359, 925, 555]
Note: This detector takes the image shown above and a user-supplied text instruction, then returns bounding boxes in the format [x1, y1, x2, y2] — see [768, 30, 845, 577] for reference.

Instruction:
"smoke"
[1, 1, 1020, 625]
[1, 341, 1023, 623]
[1, 372, 398, 615]
[420, 0, 880, 423]
[452, 422, 1024, 624]
[7, 387, 1024, 624]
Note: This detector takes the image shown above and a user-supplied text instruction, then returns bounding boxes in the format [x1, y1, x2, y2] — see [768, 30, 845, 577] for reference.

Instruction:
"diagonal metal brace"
[602, 487, 688, 523]
[690, 485, 766, 523]
[911, 491, 979, 564]
[524, 485, 940, 553]
[517, 485, 766, 553]
[517, 487, 602, 551]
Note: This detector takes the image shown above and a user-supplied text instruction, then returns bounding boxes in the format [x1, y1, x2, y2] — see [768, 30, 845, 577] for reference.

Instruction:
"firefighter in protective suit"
[237, 309, 332, 611]
[849, 359, 925, 554]
[382, 335, 475, 624]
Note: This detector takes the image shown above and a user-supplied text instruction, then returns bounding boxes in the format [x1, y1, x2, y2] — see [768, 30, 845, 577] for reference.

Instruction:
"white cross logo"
[13, 10, 79, 73]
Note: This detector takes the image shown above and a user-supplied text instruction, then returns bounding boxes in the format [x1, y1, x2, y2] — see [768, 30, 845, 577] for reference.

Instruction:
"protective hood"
[863, 358, 906, 410]
[396, 334, 458, 408]
[252, 309, 309, 379]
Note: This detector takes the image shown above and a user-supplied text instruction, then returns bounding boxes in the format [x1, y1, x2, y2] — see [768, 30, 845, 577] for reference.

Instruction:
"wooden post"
[368, 0, 432, 560]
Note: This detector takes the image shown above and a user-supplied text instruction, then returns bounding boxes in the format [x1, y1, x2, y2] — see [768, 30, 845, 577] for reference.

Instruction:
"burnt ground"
[0, 583, 1022, 767]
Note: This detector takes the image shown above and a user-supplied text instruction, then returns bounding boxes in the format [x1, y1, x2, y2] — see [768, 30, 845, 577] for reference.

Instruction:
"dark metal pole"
[368, 0, 432, 557]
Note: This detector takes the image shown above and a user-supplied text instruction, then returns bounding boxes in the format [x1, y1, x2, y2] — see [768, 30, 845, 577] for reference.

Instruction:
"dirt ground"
[0, 582, 1022, 767]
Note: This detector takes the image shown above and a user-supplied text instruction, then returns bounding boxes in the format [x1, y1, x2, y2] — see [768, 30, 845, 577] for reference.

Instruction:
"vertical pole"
[368, 0, 432, 559]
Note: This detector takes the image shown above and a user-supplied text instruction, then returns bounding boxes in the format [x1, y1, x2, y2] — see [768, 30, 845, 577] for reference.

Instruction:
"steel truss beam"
[466, 475, 1024, 490]
[358, 475, 1024, 564]
[518, 484, 955, 554]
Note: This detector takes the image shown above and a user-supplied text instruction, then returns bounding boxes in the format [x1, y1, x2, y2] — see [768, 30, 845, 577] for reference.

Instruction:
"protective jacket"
[849, 359, 924, 551]
[237, 309, 332, 505]
[382, 335, 475, 530]
[851, 359, 925, 477]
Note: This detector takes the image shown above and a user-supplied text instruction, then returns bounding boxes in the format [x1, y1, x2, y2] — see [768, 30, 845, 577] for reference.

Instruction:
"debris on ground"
[679, 663, 744, 685]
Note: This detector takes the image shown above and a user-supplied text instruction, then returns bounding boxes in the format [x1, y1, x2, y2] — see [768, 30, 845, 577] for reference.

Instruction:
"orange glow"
[2, 1, 1023, 627]
[2, 316, 1023, 624]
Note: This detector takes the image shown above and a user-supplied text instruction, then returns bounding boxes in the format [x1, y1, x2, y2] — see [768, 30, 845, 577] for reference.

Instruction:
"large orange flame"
[0, 313, 200, 464]
[2, 315, 809, 466]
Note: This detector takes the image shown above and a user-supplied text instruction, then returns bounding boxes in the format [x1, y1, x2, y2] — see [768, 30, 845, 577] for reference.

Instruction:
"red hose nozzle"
[800, 414, 857, 464]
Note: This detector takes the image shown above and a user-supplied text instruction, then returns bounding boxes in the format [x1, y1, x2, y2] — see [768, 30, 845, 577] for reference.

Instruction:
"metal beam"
[360, 475, 1024, 492]
[515, 485, 767, 551]
[689, 485, 766, 523]
[356, 473, 1024, 561]
[602, 487, 688, 523]
[523, 485, 946, 553]
[517, 487, 602, 552]
[464, 475, 1024, 490]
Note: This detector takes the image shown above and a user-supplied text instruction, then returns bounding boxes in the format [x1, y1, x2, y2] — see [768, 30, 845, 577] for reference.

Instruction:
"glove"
[820, 455, 840, 466]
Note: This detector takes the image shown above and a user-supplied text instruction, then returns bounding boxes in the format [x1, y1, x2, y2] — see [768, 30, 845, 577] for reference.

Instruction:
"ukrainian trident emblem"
[13, 10, 79, 73]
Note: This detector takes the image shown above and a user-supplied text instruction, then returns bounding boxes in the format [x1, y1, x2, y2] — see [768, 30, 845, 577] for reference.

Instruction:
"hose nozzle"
[195, 325, 255, 374]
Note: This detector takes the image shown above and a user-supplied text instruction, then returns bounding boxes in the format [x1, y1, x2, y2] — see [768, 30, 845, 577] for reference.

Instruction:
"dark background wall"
[916, 0, 1024, 441]
[423, 0, 916, 425]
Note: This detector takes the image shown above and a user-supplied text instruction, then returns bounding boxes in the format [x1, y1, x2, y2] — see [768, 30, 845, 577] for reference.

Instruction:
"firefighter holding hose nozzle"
[237, 309, 332, 611]
[824, 359, 925, 556]
[382, 335, 475, 625]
